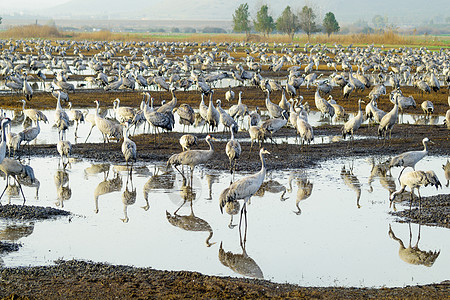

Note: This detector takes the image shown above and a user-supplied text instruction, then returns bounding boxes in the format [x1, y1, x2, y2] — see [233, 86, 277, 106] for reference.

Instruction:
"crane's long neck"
[95, 102, 100, 117]
[230, 128, 235, 140]
[389, 230, 406, 250]
[238, 93, 242, 104]
[22, 101, 26, 110]
[423, 140, 429, 152]
[56, 94, 62, 111]
[205, 231, 214, 247]
[209, 93, 213, 107]
[207, 138, 214, 152]
[1, 122, 6, 143]
[260, 151, 266, 173]
[123, 126, 129, 140]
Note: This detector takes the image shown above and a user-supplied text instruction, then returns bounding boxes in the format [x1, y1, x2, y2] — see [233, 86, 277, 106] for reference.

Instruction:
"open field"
[0, 35, 449, 298]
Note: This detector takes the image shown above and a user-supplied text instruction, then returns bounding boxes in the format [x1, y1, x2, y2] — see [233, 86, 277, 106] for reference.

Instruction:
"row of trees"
[233, 4, 339, 39]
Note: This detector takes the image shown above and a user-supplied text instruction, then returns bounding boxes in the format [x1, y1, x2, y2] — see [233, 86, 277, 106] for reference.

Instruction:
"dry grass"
[0, 24, 63, 38]
[304, 30, 407, 45]
[0, 25, 448, 48]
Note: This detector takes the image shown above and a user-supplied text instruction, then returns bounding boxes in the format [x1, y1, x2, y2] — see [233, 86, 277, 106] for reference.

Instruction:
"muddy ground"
[0, 86, 449, 299]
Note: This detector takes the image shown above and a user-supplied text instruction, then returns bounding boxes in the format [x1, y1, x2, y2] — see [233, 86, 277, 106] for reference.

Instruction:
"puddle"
[0, 155, 448, 288]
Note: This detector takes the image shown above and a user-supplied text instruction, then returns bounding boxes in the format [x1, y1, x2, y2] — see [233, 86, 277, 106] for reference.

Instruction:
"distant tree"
[184, 27, 196, 33]
[276, 6, 299, 40]
[233, 3, 251, 36]
[298, 5, 320, 41]
[322, 12, 340, 37]
[202, 27, 227, 33]
[254, 4, 275, 37]
[171, 27, 180, 33]
[372, 15, 388, 29]
[0, 17, 2, 25]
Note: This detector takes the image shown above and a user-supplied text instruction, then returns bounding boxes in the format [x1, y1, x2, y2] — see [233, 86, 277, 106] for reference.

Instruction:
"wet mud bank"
[0, 260, 449, 299]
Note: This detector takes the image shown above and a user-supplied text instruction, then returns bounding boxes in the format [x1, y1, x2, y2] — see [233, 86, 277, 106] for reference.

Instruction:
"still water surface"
[0, 154, 448, 288]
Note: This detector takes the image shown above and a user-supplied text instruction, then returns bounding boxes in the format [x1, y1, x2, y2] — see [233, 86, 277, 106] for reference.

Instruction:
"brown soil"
[0, 84, 449, 299]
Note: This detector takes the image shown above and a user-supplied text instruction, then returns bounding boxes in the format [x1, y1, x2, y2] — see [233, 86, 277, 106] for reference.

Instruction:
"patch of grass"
[0, 25, 448, 48]
[0, 24, 63, 38]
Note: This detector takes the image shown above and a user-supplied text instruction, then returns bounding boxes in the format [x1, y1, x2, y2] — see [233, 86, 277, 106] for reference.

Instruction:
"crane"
[0, 158, 35, 205]
[225, 85, 235, 102]
[179, 134, 197, 151]
[342, 99, 364, 142]
[54, 92, 70, 140]
[94, 100, 118, 143]
[121, 123, 137, 176]
[390, 137, 433, 180]
[22, 73, 33, 101]
[389, 170, 441, 209]
[0, 118, 12, 164]
[219, 148, 270, 241]
[378, 94, 399, 142]
[265, 90, 283, 119]
[67, 102, 85, 138]
[57, 139, 72, 169]
[20, 99, 48, 124]
[167, 135, 216, 185]
[226, 124, 241, 179]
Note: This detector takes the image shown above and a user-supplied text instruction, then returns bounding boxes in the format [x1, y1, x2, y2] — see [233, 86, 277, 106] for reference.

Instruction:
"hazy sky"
[1, 0, 448, 25]
[0, 0, 70, 11]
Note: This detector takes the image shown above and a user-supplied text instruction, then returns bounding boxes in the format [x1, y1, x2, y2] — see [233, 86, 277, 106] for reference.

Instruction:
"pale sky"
[0, 0, 71, 12]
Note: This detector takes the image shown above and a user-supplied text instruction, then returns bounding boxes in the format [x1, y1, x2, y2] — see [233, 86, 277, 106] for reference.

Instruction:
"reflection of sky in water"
[0, 155, 448, 288]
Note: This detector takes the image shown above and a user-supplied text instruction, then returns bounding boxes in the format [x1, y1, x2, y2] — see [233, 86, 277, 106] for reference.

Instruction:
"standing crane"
[342, 99, 364, 142]
[167, 135, 216, 185]
[179, 134, 197, 151]
[265, 90, 283, 119]
[94, 100, 117, 143]
[229, 91, 248, 128]
[206, 91, 220, 132]
[314, 88, 334, 118]
[67, 102, 85, 138]
[54, 92, 70, 140]
[225, 85, 235, 102]
[121, 122, 137, 176]
[0, 118, 12, 164]
[57, 138, 72, 169]
[390, 137, 433, 180]
[216, 99, 237, 133]
[389, 170, 441, 209]
[226, 124, 241, 180]
[219, 148, 270, 243]
[20, 99, 48, 124]
[378, 94, 399, 142]
[113, 98, 135, 124]
[22, 73, 33, 101]
[0, 158, 35, 205]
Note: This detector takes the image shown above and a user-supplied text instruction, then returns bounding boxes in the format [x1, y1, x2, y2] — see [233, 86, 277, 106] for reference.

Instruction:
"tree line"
[233, 3, 339, 40]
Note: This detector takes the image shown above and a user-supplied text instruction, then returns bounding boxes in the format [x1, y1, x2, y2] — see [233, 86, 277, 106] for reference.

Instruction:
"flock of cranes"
[0, 39, 448, 237]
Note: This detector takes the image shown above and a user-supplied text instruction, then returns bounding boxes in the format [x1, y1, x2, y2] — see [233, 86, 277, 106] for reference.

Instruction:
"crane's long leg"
[0, 176, 11, 202]
[397, 167, 406, 183]
[173, 165, 186, 182]
[13, 177, 26, 205]
[85, 125, 94, 143]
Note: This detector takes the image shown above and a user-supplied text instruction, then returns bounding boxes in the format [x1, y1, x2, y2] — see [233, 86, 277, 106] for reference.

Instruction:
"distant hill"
[23, 0, 450, 26]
